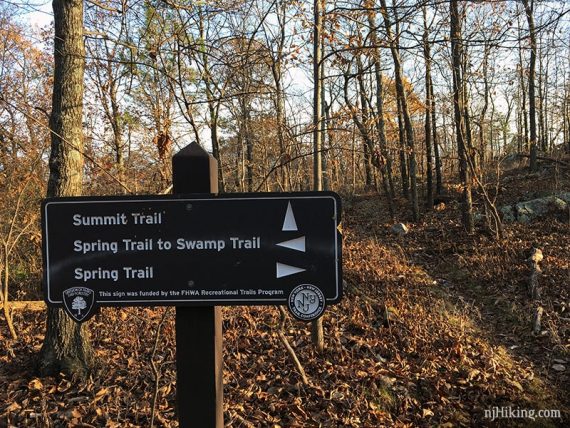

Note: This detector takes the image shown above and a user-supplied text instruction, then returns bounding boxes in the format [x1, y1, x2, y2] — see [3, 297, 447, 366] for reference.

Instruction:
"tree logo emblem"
[63, 287, 95, 322]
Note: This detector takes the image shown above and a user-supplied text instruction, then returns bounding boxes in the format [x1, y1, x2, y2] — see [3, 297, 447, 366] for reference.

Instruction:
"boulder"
[390, 223, 409, 235]
[500, 205, 516, 222]
[501, 196, 568, 223]
[516, 196, 567, 223]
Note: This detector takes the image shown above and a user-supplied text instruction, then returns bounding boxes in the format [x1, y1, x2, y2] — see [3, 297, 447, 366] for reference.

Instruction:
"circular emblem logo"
[288, 284, 326, 321]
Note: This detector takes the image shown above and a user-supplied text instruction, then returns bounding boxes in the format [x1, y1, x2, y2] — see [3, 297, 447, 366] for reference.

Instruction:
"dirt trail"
[347, 189, 569, 426]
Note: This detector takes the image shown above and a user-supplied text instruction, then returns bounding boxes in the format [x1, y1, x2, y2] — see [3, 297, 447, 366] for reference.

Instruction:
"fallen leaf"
[507, 380, 524, 392]
[5, 402, 21, 412]
[27, 378, 43, 391]
[93, 387, 109, 403]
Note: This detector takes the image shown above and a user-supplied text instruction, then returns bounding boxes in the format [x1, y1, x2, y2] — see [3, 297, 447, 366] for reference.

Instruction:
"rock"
[500, 196, 568, 223]
[500, 205, 516, 222]
[516, 196, 567, 223]
[390, 223, 409, 235]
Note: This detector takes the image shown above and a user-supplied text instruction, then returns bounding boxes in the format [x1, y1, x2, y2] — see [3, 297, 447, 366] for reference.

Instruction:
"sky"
[17, 0, 52, 29]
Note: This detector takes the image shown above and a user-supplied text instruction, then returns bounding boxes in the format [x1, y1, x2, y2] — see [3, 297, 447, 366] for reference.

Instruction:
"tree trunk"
[321, 53, 329, 191]
[366, 6, 395, 201]
[199, 8, 225, 192]
[562, 83, 570, 153]
[523, 0, 538, 172]
[2, 248, 17, 340]
[422, 6, 434, 208]
[109, 79, 125, 190]
[479, 42, 490, 168]
[243, 98, 254, 192]
[324, 91, 335, 191]
[461, 47, 476, 174]
[427, 50, 442, 195]
[542, 67, 549, 152]
[396, 94, 409, 199]
[356, 57, 374, 187]
[271, 1, 291, 191]
[313, 0, 323, 193]
[312, 0, 324, 353]
[40, 0, 94, 377]
[537, 45, 545, 152]
[380, 0, 418, 221]
[450, 0, 474, 233]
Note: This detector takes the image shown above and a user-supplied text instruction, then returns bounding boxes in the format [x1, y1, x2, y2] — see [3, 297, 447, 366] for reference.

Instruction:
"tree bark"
[39, 0, 94, 377]
[396, 92, 409, 199]
[523, 0, 538, 172]
[479, 42, 490, 168]
[312, 0, 324, 352]
[199, 8, 225, 192]
[366, 6, 395, 201]
[430, 74, 442, 196]
[356, 56, 374, 187]
[422, 6, 434, 208]
[380, 0, 418, 221]
[450, 0, 474, 233]
[313, 0, 323, 193]
[565, 80, 570, 153]
[270, 0, 291, 191]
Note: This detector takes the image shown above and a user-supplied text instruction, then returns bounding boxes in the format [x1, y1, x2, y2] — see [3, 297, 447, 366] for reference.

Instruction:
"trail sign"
[42, 192, 342, 321]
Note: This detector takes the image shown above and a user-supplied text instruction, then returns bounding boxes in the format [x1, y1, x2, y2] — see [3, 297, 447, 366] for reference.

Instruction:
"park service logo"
[63, 287, 95, 322]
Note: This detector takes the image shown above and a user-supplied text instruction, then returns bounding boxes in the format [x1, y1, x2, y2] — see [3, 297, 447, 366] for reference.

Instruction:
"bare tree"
[39, 0, 94, 377]
[450, 0, 474, 233]
[523, 0, 539, 172]
[312, 0, 325, 353]
[422, 4, 434, 208]
[379, 0, 419, 221]
[366, 5, 396, 205]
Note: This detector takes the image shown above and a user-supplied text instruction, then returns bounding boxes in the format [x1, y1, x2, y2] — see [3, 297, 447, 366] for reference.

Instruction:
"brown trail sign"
[41, 142, 343, 427]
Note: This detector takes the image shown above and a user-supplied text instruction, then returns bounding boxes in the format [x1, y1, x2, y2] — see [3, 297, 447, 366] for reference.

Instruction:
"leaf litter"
[1, 167, 569, 427]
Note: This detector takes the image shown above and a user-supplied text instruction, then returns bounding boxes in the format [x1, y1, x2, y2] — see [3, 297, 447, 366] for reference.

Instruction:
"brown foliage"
[1, 167, 569, 426]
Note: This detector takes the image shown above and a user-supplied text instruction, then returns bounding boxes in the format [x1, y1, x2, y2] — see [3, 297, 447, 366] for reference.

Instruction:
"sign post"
[41, 142, 342, 428]
[172, 143, 223, 428]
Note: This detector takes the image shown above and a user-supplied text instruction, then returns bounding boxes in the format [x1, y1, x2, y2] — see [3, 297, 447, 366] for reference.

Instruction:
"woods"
[2, 1, 569, 200]
[1, 0, 569, 426]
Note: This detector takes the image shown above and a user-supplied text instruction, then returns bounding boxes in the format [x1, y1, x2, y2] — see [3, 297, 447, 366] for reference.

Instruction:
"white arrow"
[276, 236, 305, 252]
[282, 202, 298, 231]
[276, 262, 306, 278]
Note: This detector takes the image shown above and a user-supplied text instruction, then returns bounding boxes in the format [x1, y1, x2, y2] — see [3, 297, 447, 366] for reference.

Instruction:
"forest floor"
[1, 159, 569, 427]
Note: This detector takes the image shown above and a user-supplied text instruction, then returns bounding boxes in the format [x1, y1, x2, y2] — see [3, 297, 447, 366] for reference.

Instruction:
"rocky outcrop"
[500, 193, 569, 223]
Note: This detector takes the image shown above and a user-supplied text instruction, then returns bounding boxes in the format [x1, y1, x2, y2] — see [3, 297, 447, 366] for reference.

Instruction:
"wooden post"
[172, 142, 223, 428]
